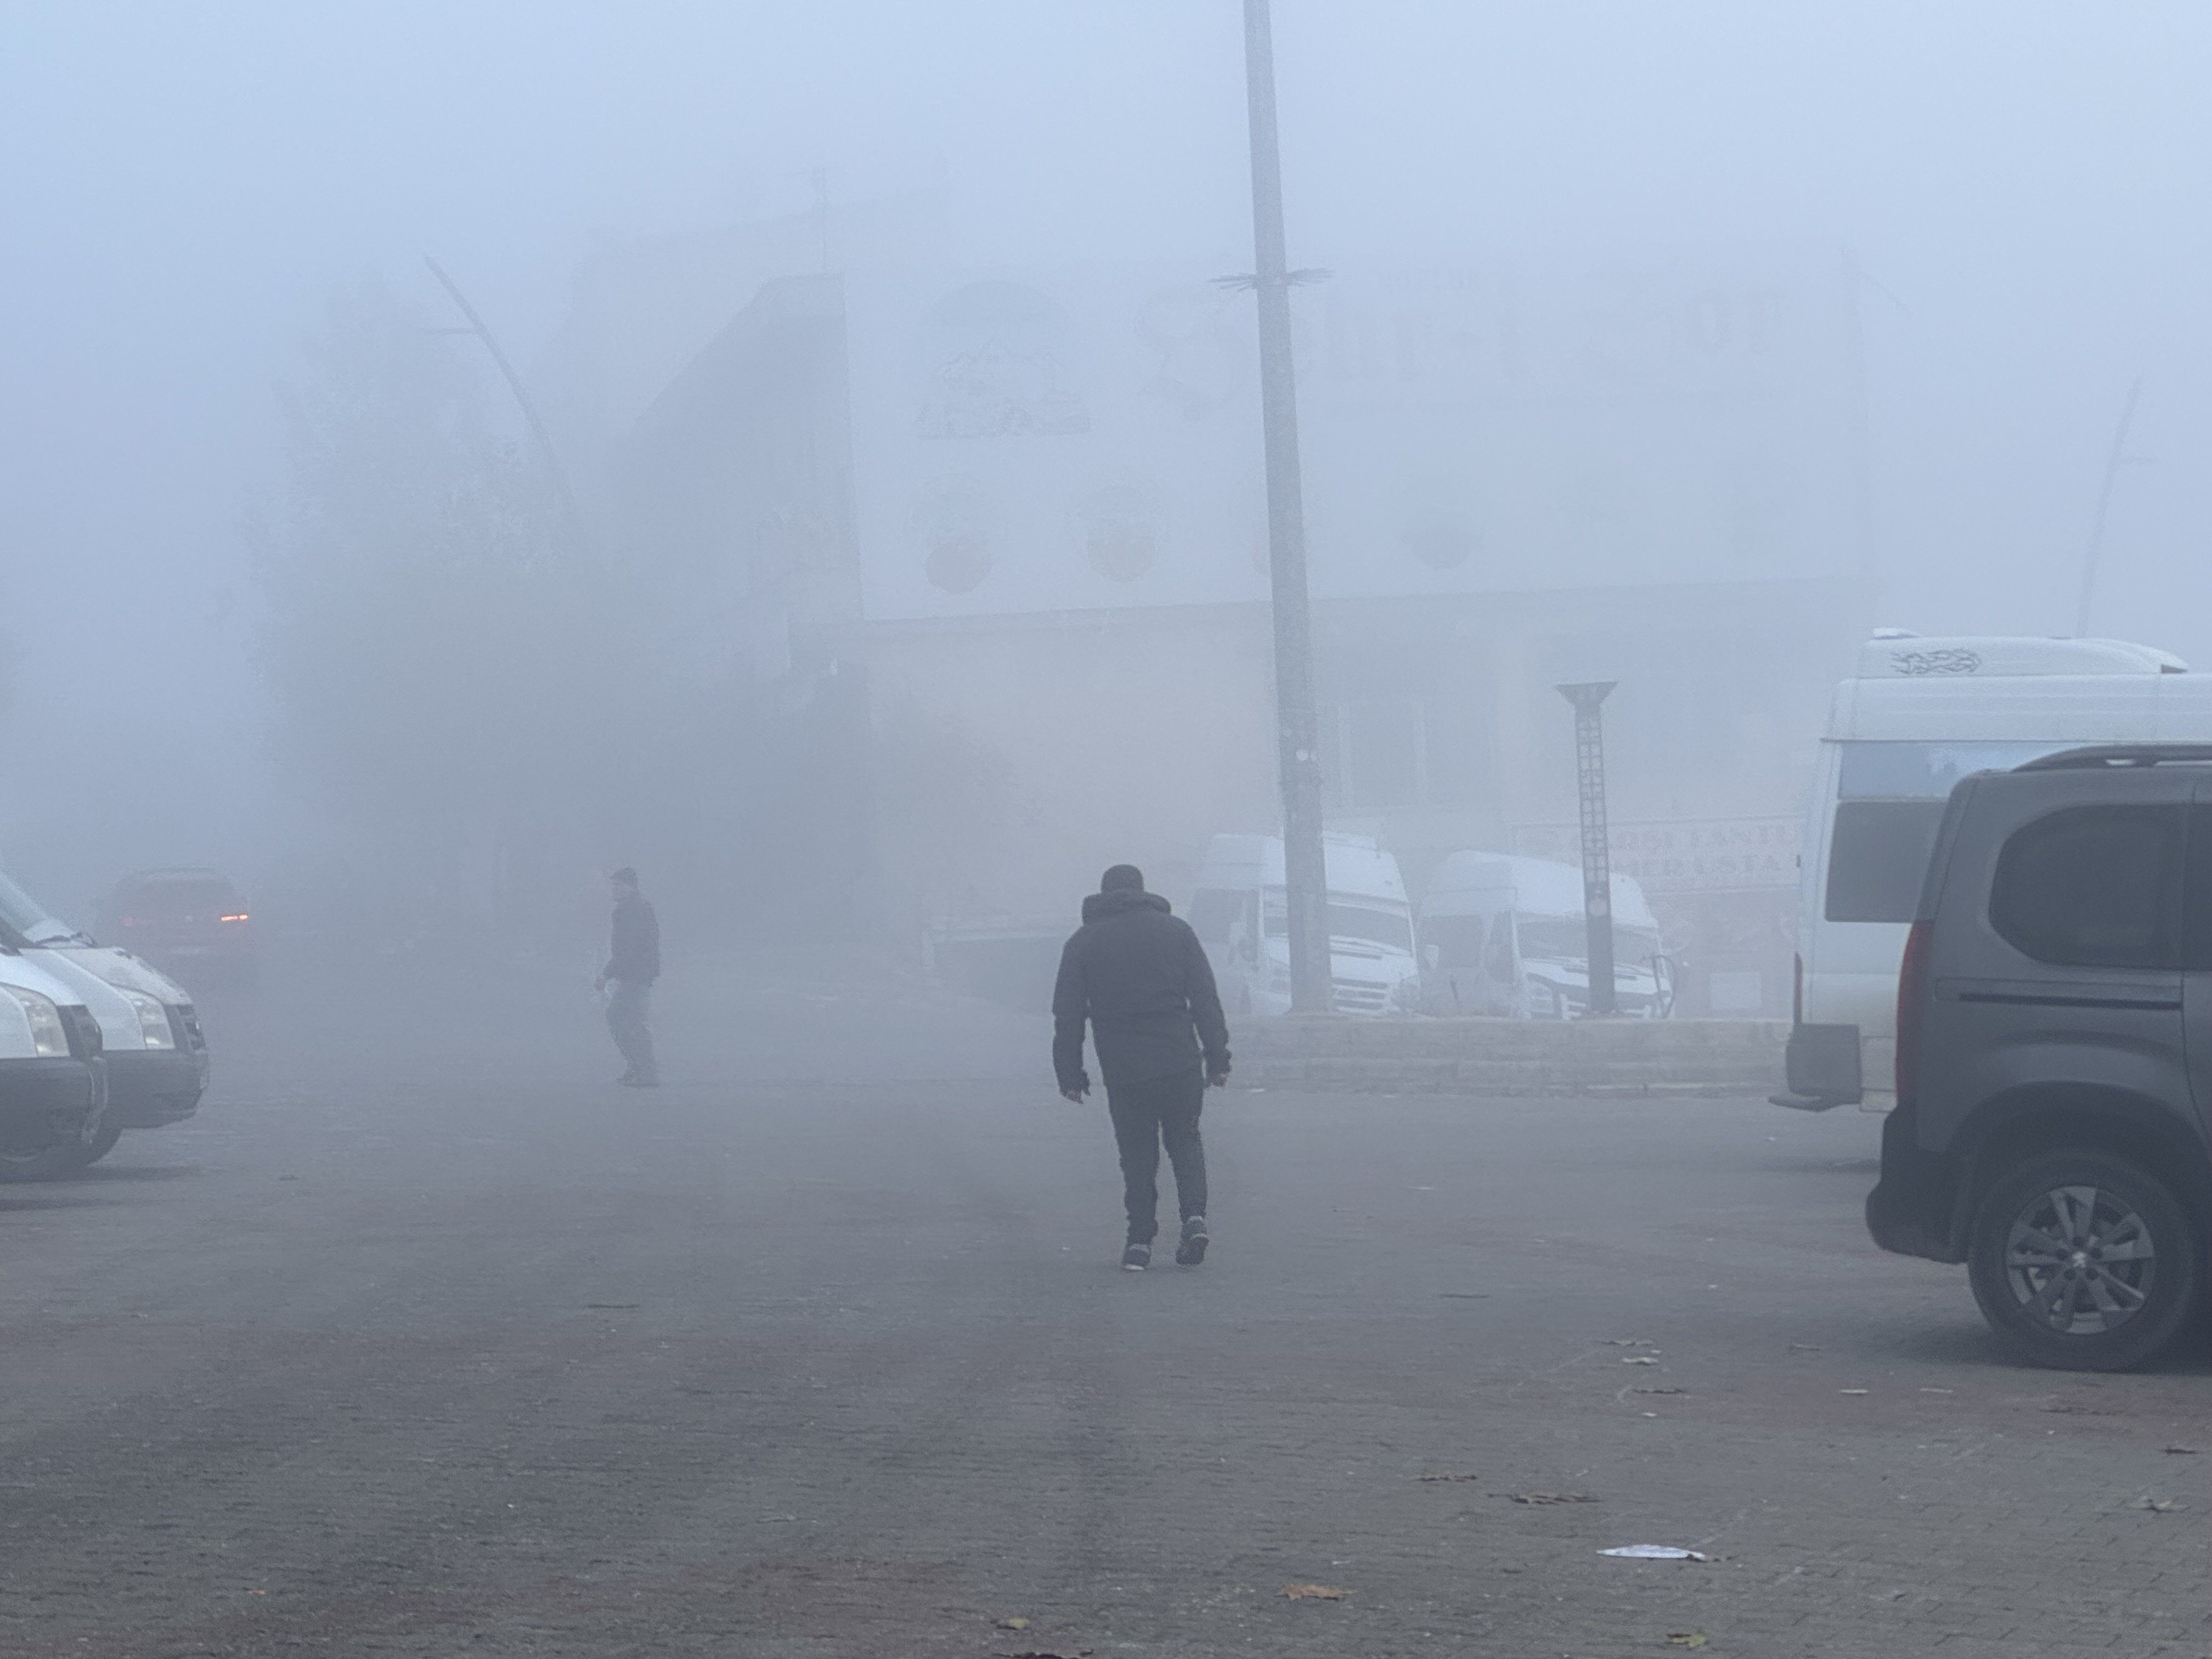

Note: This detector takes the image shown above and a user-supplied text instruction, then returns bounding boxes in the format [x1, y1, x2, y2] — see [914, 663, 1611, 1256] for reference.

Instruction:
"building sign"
[846, 268, 1267, 622]
[1302, 250, 1863, 600]
[1510, 817, 1803, 894]
[847, 249, 1860, 623]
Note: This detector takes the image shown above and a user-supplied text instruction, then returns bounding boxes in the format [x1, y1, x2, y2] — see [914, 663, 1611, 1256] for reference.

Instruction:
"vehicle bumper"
[104, 1047, 208, 1128]
[1773, 1021, 1863, 1110]
[0, 1057, 104, 1153]
[1864, 1098, 1966, 1263]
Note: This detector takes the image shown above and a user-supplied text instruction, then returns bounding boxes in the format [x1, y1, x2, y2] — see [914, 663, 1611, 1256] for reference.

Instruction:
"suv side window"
[1989, 804, 2185, 969]
[2183, 805, 2212, 970]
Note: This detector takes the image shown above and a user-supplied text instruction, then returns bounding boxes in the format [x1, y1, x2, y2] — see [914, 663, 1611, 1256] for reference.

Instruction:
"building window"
[1327, 698, 1490, 810]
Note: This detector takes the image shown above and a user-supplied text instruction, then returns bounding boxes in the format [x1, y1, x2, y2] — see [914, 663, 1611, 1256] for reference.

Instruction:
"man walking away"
[1053, 864, 1231, 1270]
[597, 867, 660, 1087]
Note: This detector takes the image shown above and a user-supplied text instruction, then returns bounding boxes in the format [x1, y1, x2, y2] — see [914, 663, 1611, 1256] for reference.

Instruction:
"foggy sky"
[4, 0, 2210, 900]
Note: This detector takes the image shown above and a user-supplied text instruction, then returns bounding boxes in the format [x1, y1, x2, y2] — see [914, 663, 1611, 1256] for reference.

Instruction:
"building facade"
[557, 230, 1874, 1013]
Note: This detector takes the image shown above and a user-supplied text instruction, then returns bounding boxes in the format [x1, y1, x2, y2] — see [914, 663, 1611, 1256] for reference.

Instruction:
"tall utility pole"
[1556, 682, 1618, 1017]
[1239, 0, 1331, 1013]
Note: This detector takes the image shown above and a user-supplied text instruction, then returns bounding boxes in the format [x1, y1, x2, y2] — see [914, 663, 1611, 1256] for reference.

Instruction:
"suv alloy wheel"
[1967, 1149, 2204, 1371]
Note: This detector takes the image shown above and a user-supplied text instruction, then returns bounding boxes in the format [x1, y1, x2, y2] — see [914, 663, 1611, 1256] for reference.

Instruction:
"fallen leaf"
[1666, 1634, 1709, 1649]
[1918, 1387, 1954, 1394]
[1282, 1582, 1347, 1600]
[1623, 1356, 1660, 1366]
[1510, 1492, 1598, 1505]
[1417, 1471, 1481, 1482]
[1839, 1389, 1870, 1396]
[995, 1616, 1031, 1630]
[2133, 1497, 2186, 1513]
[1601, 1545, 1709, 1561]
[1633, 1387, 1687, 1396]
[998, 1650, 1091, 1658]
[2164, 1445, 2200, 1455]
[1601, 1338, 1658, 1348]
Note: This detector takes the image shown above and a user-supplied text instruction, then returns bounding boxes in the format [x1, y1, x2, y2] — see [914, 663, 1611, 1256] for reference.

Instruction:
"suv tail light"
[1894, 919, 1932, 1103]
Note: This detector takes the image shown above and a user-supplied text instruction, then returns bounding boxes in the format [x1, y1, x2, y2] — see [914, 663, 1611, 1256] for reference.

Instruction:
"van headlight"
[4, 986, 70, 1057]
[120, 990, 176, 1049]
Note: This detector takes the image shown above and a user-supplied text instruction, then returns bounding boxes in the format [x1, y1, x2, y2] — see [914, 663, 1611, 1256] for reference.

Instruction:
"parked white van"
[1186, 833, 1418, 1017]
[1780, 633, 2212, 1111]
[1419, 853, 1671, 1019]
[0, 867, 208, 1171]
[0, 937, 105, 1175]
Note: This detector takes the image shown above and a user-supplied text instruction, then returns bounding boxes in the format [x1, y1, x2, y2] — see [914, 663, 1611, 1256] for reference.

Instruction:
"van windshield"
[1517, 918, 1662, 966]
[0, 870, 75, 945]
[1262, 894, 1414, 953]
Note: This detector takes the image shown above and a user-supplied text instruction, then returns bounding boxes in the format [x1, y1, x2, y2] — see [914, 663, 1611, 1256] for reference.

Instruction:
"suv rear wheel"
[1967, 1149, 2203, 1371]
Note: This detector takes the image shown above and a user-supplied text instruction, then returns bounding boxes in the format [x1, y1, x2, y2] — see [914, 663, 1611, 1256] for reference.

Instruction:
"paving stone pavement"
[0, 957, 2203, 1656]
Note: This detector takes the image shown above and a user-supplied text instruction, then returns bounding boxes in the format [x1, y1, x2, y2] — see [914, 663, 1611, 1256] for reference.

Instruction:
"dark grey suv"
[1868, 744, 2212, 1370]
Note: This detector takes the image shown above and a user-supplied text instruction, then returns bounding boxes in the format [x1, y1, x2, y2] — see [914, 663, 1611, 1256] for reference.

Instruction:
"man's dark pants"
[606, 980, 657, 1081]
[1105, 1068, 1207, 1244]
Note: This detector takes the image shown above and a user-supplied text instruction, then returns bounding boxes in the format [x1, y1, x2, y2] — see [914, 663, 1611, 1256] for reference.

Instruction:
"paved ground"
[0, 951, 2206, 1657]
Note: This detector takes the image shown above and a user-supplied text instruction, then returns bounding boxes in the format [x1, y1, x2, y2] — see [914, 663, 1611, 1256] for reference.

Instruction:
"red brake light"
[1894, 919, 1932, 1103]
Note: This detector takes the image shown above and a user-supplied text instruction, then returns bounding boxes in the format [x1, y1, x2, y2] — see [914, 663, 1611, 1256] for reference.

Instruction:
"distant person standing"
[1053, 864, 1231, 1270]
[596, 867, 660, 1087]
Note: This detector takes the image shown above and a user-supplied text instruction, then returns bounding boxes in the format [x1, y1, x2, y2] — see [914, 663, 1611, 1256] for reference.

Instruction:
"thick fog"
[4, 0, 2211, 939]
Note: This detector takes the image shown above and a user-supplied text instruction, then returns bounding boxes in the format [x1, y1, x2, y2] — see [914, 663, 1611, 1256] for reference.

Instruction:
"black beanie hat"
[1099, 864, 1144, 893]
[612, 867, 639, 887]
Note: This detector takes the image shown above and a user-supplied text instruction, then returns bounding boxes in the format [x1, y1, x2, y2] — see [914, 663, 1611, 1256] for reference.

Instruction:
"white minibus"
[1186, 833, 1419, 1017]
[1418, 853, 1671, 1018]
[1780, 632, 2212, 1111]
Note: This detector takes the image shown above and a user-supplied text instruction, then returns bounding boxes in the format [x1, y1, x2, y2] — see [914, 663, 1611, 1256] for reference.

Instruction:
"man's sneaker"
[1121, 1242, 1151, 1272]
[1175, 1215, 1210, 1267]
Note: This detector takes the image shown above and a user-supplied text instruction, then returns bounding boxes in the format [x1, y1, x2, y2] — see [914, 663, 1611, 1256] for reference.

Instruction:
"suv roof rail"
[2015, 744, 2212, 771]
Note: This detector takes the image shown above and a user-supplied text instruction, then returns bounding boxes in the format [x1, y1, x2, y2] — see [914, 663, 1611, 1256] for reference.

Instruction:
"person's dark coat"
[1052, 889, 1230, 1094]
[605, 893, 661, 985]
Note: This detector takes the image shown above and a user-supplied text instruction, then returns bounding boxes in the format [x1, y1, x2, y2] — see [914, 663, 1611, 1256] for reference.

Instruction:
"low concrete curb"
[1237, 1015, 1788, 1098]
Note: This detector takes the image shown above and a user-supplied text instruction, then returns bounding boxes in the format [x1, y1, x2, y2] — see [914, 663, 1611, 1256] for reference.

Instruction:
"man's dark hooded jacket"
[1052, 888, 1231, 1094]
[605, 892, 661, 985]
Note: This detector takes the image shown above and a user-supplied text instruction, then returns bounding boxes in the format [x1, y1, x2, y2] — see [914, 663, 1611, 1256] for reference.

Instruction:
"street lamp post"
[423, 255, 580, 537]
[1238, 0, 1331, 1014]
